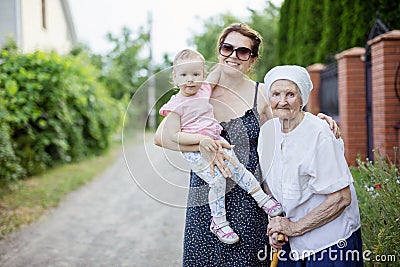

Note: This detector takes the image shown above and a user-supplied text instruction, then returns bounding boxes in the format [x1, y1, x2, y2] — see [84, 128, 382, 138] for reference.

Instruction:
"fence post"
[367, 30, 400, 159]
[335, 47, 367, 165]
[306, 64, 325, 115]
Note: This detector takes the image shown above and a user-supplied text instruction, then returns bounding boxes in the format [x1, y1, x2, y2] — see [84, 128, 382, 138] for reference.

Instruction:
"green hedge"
[0, 50, 123, 183]
[277, 0, 400, 66]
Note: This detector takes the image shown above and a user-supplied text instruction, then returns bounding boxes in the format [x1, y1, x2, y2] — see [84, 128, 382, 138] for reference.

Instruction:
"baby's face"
[173, 59, 205, 97]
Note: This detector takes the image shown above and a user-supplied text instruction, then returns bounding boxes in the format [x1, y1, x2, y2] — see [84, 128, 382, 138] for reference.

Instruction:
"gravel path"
[0, 138, 189, 267]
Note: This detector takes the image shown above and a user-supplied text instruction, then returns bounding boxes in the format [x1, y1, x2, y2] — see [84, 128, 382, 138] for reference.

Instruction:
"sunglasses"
[219, 43, 254, 61]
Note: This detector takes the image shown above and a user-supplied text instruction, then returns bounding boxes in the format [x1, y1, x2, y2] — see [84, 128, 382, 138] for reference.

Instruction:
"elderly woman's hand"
[199, 140, 236, 178]
[268, 232, 287, 250]
[267, 216, 299, 249]
[268, 216, 299, 236]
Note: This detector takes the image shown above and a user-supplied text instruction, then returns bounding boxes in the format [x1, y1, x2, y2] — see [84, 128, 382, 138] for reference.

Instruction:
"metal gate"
[319, 62, 339, 121]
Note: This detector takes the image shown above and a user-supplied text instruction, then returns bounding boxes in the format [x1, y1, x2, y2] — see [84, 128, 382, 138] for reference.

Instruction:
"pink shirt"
[159, 83, 222, 140]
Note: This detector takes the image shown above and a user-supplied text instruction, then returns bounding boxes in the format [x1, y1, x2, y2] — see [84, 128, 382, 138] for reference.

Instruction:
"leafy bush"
[0, 50, 123, 183]
[352, 148, 399, 265]
[0, 122, 25, 184]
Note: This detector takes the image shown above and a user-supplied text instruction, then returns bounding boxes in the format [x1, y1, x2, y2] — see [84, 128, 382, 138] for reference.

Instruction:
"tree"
[278, 0, 400, 66]
[298, 0, 324, 66]
[277, 0, 290, 64]
[284, 0, 300, 64]
[374, 0, 400, 31]
[316, 0, 342, 63]
[247, 2, 280, 79]
[103, 26, 151, 100]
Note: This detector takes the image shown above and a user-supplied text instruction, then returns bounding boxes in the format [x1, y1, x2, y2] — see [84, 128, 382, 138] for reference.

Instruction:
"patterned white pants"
[183, 138, 260, 217]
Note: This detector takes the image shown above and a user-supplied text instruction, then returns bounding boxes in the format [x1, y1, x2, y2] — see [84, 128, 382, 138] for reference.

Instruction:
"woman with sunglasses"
[155, 23, 339, 266]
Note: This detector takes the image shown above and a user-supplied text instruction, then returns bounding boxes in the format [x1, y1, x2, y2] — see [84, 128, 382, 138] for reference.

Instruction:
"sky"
[68, 0, 282, 63]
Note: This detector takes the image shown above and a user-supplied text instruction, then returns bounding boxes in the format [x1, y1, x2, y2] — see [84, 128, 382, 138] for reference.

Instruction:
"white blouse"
[258, 113, 361, 260]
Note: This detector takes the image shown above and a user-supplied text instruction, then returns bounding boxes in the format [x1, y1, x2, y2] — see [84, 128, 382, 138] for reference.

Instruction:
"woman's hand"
[199, 137, 218, 152]
[206, 64, 221, 88]
[317, 113, 341, 138]
[199, 140, 236, 178]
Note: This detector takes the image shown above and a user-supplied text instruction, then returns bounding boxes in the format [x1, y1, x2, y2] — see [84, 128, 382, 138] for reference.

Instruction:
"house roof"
[60, 0, 77, 45]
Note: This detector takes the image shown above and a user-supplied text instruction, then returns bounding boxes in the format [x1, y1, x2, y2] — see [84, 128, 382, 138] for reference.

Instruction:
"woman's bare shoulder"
[257, 83, 269, 106]
[256, 82, 273, 123]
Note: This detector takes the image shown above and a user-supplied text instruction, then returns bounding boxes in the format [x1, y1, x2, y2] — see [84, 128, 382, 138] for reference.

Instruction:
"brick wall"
[307, 64, 325, 115]
[307, 30, 400, 165]
[368, 30, 400, 159]
[335, 48, 368, 165]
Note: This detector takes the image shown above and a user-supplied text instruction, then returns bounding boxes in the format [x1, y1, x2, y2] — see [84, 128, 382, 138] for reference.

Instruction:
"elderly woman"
[258, 65, 363, 266]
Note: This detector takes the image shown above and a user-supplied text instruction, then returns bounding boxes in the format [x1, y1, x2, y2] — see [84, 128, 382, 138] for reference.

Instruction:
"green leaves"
[5, 79, 18, 96]
[353, 148, 400, 259]
[0, 50, 123, 183]
[104, 26, 151, 100]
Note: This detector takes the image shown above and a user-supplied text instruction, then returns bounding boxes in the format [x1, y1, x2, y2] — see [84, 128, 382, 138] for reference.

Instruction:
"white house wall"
[20, 0, 73, 54]
[0, 0, 21, 48]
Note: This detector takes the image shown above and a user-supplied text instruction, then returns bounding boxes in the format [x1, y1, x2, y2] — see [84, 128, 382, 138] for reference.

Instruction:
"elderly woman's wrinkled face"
[269, 79, 303, 121]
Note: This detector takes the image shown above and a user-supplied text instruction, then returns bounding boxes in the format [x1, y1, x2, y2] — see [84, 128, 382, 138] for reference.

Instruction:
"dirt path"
[0, 138, 189, 267]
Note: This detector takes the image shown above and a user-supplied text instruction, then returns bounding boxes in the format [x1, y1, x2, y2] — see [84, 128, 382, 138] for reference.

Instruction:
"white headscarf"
[264, 65, 313, 106]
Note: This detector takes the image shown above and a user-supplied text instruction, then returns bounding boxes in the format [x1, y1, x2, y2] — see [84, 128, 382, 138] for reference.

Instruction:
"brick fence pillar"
[368, 30, 400, 159]
[335, 47, 367, 165]
[306, 64, 325, 115]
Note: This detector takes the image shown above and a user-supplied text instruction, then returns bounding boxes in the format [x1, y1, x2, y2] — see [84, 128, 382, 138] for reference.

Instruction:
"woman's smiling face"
[218, 31, 255, 75]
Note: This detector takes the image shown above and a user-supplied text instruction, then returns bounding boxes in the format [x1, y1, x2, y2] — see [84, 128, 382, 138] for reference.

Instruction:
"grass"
[0, 131, 142, 239]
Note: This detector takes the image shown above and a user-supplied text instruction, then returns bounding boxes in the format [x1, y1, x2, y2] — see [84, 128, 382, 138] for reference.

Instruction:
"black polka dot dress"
[183, 83, 271, 267]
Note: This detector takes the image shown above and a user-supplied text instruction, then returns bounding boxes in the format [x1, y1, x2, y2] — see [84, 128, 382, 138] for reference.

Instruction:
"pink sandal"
[259, 195, 283, 217]
[210, 219, 239, 245]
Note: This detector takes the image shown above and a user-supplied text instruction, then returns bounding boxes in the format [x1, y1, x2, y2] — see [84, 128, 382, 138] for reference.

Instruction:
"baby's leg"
[232, 164, 283, 217]
[220, 142, 283, 217]
[207, 172, 227, 218]
[207, 173, 239, 244]
[182, 151, 227, 216]
[217, 138, 260, 193]
[183, 151, 239, 244]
